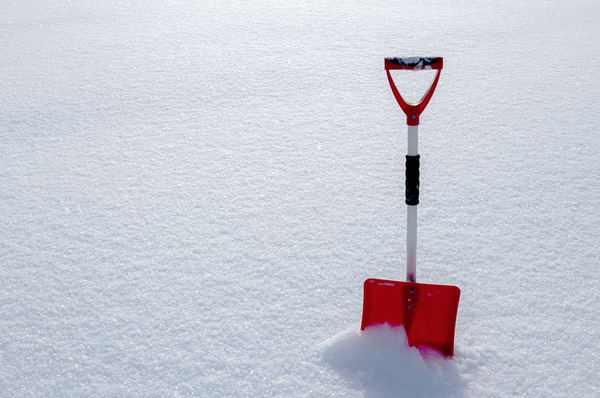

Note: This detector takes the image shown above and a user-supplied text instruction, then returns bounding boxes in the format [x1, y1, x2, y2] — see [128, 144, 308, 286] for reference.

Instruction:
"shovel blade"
[361, 278, 461, 356]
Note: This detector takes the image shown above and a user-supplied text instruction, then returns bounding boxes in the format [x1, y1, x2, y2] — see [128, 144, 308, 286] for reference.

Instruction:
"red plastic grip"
[385, 57, 443, 126]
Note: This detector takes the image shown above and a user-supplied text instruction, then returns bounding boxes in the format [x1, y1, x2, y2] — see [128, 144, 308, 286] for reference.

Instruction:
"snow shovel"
[361, 57, 460, 357]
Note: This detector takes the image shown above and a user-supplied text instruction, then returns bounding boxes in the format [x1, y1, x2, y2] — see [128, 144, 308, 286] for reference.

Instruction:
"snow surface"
[1, 0, 599, 396]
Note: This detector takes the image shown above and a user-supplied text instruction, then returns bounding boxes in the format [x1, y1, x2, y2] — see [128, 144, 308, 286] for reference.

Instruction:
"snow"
[1, 0, 599, 396]
[323, 325, 465, 397]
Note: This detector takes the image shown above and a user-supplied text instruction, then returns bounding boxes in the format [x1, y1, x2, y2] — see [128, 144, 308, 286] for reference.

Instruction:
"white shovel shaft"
[407, 125, 418, 156]
[407, 125, 418, 283]
[407, 205, 417, 282]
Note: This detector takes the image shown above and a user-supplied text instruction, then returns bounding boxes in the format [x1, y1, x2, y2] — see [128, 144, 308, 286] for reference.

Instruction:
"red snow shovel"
[361, 57, 460, 357]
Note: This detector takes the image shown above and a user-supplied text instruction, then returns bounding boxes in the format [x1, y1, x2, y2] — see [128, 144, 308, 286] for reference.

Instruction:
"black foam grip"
[405, 155, 420, 206]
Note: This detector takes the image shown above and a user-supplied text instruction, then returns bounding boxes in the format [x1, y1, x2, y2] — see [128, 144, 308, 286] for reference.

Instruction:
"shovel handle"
[385, 57, 443, 126]
[385, 56, 443, 282]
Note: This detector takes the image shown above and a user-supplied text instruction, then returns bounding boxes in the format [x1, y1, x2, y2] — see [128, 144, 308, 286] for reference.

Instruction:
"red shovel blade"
[361, 278, 461, 356]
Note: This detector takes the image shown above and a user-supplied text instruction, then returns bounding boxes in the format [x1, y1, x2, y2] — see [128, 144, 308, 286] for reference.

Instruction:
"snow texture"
[1, 0, 599, 396]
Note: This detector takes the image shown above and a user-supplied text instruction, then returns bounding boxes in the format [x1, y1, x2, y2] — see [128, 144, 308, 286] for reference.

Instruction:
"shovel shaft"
[407, 125, 418, 155]
[406, 125, 418, 282]
[407, 205, 417, 282]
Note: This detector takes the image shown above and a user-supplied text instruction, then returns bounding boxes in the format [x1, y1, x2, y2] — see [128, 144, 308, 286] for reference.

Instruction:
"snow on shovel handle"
[385, 57, 443, 70]
[385, 57, 443, 126]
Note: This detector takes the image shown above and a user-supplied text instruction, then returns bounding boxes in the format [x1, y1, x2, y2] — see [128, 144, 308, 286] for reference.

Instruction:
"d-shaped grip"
[385, 57, 443, 126]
